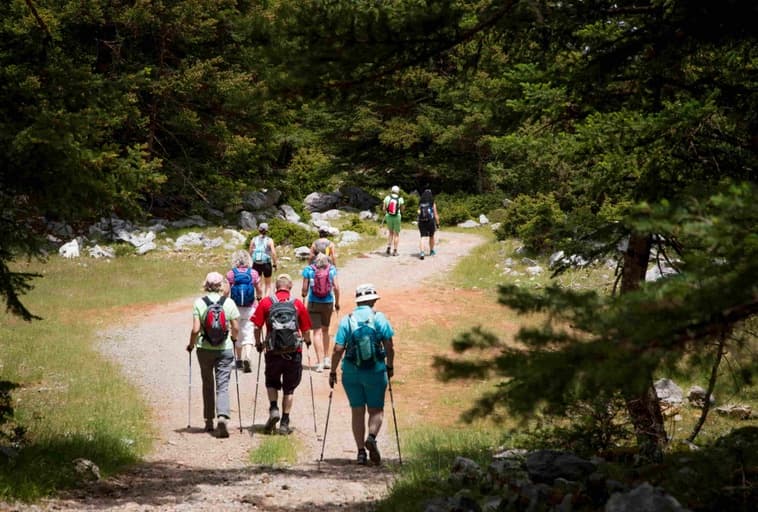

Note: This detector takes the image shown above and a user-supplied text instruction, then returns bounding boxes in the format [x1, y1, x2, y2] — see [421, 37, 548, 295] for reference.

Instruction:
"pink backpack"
[311, 264, 332, 298]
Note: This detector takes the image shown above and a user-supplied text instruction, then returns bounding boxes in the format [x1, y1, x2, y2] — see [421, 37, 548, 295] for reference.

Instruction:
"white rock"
[59, 239, 80, 259]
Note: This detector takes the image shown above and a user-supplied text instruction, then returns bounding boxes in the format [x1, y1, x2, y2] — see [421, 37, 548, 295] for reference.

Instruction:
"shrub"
[343, 215, 378, 236]
[246, 218, 314, 249]
[495, 193, 566, 253]
[435, 192, 507, 226]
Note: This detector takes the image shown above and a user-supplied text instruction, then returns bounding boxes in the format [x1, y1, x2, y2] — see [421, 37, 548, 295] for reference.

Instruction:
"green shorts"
[342, 370, 387, 409]
[385, 214, 402, 233]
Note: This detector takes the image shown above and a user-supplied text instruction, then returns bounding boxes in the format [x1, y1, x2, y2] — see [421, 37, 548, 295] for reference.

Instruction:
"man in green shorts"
[329, 284, 395, 465]
[382, 185, 404, 256]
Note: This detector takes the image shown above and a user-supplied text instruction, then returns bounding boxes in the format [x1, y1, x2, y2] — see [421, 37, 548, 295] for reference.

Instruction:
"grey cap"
[258, 222, 269, 232]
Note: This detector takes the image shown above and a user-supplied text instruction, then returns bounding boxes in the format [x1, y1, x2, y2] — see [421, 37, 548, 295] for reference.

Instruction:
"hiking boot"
[216, 417, 229, 438]
[204, 419, 214, 432]
[365, 436, 381, 465]
[235, 359, 243, 370]
[419, 251, 425, 260]
[242, 359, 252, 373]
[430, 249, 436, 256]
[265, 408, 280, 433]
[357, 449, 368, 465]
[385, 246, 391, 255]
[277, 418, 291, 435]
[323, 356, 331, 370]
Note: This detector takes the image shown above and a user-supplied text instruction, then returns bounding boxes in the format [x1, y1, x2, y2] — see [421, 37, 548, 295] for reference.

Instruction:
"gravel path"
[38, 229, 486, 511]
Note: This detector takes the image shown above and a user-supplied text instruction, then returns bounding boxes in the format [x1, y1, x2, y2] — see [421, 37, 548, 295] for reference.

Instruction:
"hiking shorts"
[342, 370, 387, 409]
[307, 301, 334, 330]
[385, 214, 402, 233]
[253, 261, 273, 278]
[264, 351, 302, 395]
[418, 220, 436, 237]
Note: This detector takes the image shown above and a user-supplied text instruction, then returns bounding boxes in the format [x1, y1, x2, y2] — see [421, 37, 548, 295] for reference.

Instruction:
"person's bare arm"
[187, 318, 201, 352]
[332, 275, 340, 311]
[301, 277, 310, 299]
[230, 318, 240, 342]
[269, 239, 278, 268]
[384, 337, 395, 377]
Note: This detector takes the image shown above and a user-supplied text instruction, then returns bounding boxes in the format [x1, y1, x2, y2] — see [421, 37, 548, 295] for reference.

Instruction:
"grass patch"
[249, 435, 301, 466]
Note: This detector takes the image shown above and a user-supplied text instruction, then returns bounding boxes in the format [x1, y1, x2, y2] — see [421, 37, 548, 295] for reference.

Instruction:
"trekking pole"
[187, 352, 192, 429]
[319, 389, 333, 464]
[251, 351, 262, 438]
[387, 371, 403, 465]
[233, 357, 243, 433]
[306, 345, 317, 433]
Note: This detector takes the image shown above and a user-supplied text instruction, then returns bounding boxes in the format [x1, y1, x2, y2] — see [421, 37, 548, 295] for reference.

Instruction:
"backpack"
[418, 202, 433, 222]
[310, 264, 332, 298]
[230, 267, 255, 307]
[201, 296, 228, 346]
[345, 312, 385, 368]
[386, 194, 400, 216]
[314, 238, 330, 256]
[266, 295, 301, 353]
[252, 236, 270, 263]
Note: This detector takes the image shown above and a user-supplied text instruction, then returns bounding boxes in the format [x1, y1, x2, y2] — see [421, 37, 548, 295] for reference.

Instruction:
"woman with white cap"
[329, 283, 395, 465]
[248, 222, 278, 297]
[186, 271, 241, 438]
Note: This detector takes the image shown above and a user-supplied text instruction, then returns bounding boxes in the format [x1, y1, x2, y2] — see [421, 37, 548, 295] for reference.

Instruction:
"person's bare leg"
[282, 393, 294, 414]
[312, 328, 324, 364]
[430, 233, 436, 253]
[321, 325, 331, 361]
[352, 406, 366, 449]
[367, 408, 384, 436]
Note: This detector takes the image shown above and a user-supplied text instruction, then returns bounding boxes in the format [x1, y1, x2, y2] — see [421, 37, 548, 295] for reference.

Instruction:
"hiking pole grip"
[320, 390, 333, 462]
[387, 373, 402, 465]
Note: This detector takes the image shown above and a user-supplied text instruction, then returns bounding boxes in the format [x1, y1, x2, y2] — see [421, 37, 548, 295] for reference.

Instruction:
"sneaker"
[216, 418, 229, 438]
[386, 246, 391, 255]
[392, 250, 398, 256]
[242, 360, 252, 373]
[315, 363, 324, 373]
[419, 251, 424, 260]
[365, 436, 381, 465]
[277, 418, 291, 435]
[430, 249, 436, 256]
[235, 359, 243, 370]
[265, 408, 280, 433]
[323, 356, 331, 370]
[357, 449, 368, 465]
[204, 419, 214, 432]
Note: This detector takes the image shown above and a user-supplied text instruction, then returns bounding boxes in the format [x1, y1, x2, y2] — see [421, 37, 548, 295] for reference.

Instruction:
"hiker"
[186, 271, 241, 438]
[248, 223, 278, 297]
[252, 274, 312, 435]
[417, 188, 440, 260]
[309, 227, 338, 266]
[226, 250, 263, 373]
[382, 185, 405, 256]
[301, 253, 340, 372]
[329, 283, 395, 465]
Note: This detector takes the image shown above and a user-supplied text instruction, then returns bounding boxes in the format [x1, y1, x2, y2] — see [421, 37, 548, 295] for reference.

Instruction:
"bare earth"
[37, 229, 486, 511]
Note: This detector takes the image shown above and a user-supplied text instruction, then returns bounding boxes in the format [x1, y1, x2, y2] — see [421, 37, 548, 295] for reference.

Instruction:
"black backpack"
[266, 295, 301, 353]
[201, 296, 228, 346]
[418, 202, 433, 222]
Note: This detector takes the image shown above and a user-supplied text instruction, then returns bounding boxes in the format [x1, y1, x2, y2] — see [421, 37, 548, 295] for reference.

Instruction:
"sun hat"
[204, 271, 225, 287]
[391, 185, 400, 194]
[355, 283, 380, 303]
[258, 222, 269, 232]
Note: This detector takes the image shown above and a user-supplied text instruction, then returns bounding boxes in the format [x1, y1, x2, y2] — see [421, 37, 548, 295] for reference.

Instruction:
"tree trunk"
[620, 232, 667, 462]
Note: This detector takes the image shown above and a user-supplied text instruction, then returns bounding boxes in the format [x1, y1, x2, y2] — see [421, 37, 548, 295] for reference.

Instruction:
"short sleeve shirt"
[335, 305, 394, 374]
[193, 292, 240, 350]
[301, 264, 338, 303]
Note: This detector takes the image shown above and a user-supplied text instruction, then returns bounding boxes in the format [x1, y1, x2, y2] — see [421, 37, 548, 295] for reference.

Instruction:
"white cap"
[204, 271, 224, 287]
[258, 222, 269, 232]
[355, 283, 380, 303]
[391, 185, 400, 194]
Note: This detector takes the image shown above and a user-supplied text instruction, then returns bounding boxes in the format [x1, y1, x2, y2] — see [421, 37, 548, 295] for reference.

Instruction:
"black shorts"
[264, 351, 303, 395]
[253, 261, 273, 278]
[418, 220, 436, 237]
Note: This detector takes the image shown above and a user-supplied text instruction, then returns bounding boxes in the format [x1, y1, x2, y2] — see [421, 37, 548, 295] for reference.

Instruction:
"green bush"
[245, 217, 314, 249]
[495, 193, 566, 253]
[487, 208, 509, 224]
[343, 215, 378, 236]
[435, 192, 507, 226]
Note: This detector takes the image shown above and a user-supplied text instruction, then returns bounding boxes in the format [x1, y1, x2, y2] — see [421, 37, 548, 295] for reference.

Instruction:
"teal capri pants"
[342, 370, 388, 409]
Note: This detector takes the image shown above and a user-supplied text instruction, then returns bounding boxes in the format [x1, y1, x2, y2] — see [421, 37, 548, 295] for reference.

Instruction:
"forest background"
[1, 0, 757, 508]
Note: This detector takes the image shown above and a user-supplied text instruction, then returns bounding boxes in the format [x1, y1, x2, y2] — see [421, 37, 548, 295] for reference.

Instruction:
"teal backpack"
[346, 313, 385, 368]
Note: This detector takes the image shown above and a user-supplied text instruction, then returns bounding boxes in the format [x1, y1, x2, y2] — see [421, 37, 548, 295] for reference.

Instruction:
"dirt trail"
[40, 229, 486, 511]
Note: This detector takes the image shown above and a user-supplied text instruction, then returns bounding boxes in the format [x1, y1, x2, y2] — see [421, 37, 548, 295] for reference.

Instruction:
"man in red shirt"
[252, 274, 312, 435]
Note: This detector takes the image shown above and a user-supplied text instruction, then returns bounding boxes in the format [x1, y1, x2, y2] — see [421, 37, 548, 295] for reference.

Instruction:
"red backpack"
[311, 264, 332, 298]
[201, 296, 228, 346]
[386, 195, 400, 215]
